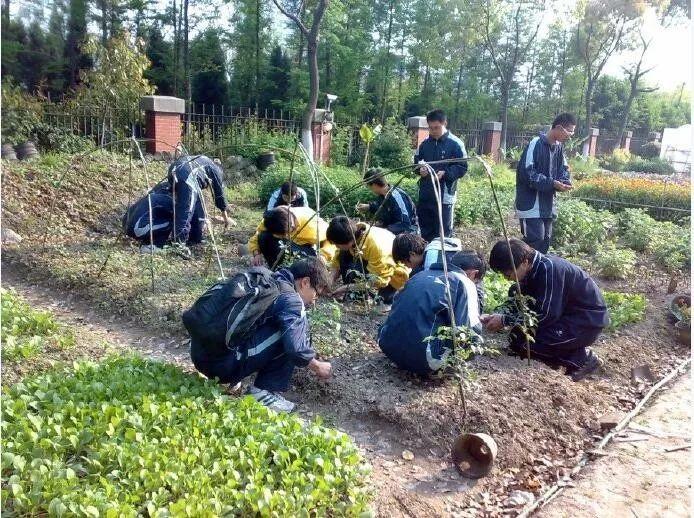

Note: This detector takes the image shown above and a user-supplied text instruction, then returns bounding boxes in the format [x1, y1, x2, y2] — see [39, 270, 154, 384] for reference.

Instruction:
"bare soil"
[2, 154, 691, 516]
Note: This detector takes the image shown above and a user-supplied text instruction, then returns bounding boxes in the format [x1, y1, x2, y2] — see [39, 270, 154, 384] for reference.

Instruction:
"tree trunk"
[500, 85, 509, 151]
[302, 38, 319, 156]
[100, 0, 108, 45]
[3, 0, 9, 24]
[183, 0, 190, 105]
[255, 0, 260, 112]
[324, 43, 331, 89]
[379, 0, 395, 123]
[616, 83, 637, 145]
[453, 59, 464, 126]
[584, 78, 595, 135]
[172, 0, 178, 95]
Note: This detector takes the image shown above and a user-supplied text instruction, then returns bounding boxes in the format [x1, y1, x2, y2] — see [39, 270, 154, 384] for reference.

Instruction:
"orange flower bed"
[574, 175, 690, 211]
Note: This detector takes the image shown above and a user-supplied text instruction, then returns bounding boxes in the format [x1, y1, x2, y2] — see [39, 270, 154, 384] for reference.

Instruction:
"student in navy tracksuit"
[266, 181, 310, 210]
[414, 109, 468, 241]
[190, 259, 333, 412]
[167, 155, 231, 244]
[122, 181, 174, 249]
[356, 168, 419, 235]
[516, 113, 576, 253]
[378, 262, 482, 376]
[482, 239, 608, 381]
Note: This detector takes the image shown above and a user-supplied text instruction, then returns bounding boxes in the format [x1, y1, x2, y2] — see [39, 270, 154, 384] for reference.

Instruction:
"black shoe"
[570, 351, 604, 382]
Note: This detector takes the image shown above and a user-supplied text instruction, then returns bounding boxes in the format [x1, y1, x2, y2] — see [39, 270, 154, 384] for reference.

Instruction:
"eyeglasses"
[560, 126, 575, 136]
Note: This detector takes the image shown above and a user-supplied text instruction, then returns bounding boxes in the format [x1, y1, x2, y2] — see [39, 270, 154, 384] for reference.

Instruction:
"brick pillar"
[482, 121, 502, 161]
[582, 128, 599, 157]
[407, 116, 429, 149]
[311, 109, 333, 165]
[140, 95, 185, 154]
[621, 130, 633, 152]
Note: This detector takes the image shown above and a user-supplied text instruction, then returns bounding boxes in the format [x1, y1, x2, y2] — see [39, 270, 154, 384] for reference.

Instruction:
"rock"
[503, 490, 535, 507]
[599, 411, 625, 431]
[401, 449, 415, 461]
[244, 164, 258, 176]
[2, 228, 22, 244]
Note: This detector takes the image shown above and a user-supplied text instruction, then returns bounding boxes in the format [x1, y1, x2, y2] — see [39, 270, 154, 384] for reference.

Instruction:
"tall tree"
[190, 28, 230, 105]
[273, 0, 329, 158]
[574, 0, 643, 133]
[480, 0, 545, 149]
[144, 24, 174, 94]
[64, 0, 91, 89]
[261, 45, 291, 108]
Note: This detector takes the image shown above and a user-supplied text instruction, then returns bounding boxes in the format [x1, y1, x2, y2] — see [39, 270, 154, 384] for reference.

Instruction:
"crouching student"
[377, 254, 482, 376]
[267, 180, 309, 210]
[481, 239, 607, 381]
[122, 181, 174, 252]
[326, 216, 409, 304]
[392, 232, 462, 276]
[247, 206, 336, 269]
[356, 168, 419, 235]
[189, 258, 333, 412]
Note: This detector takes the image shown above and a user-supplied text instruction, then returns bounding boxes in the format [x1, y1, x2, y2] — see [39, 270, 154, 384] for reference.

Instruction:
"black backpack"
[182, 267, 284, 351]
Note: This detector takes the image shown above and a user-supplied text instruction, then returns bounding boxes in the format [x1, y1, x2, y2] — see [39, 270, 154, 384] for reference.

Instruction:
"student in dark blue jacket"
[167, 155, 231, 245]
[378, 262, 482, 376]
[356, 168, 419, 235]
[414, 109, 468, 241]
[266, 181, 310, 210]
[190, 258, 333, 413]
[515, 113, 575, 253]
[481, 239, 608, 381]
[122, 181, 174, 251]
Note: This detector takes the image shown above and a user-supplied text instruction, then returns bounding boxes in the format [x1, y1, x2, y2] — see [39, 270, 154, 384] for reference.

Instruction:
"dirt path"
[537, 374, 691, 518]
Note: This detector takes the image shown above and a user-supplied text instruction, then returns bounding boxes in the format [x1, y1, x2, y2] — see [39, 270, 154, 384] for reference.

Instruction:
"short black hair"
[551, 113, 577, 129]
[488, 239, 536, 273]
[264, 207, 295, 235]
[326, 216, 358, 245]
[280, 181, 298, 197]
[364, 168, 387, 187]
[392, 232, 427, 263]
[426, 109, 447, 124]
[289, 257, 331, 294]
[452, 249, 487, 278]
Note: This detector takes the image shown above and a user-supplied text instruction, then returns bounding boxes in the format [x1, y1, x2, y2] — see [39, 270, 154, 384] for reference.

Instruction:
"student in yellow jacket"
[248, 206, 336, 268]
[326, 216, 410, 304]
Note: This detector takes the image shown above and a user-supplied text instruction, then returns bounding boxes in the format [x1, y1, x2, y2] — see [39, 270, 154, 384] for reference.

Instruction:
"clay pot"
[2, 143, 17, 160]
[15, 141, 38, 160]
[675, 320, 690, 346]
[256, 151, 276, 171]
[451, 432, 498, 478]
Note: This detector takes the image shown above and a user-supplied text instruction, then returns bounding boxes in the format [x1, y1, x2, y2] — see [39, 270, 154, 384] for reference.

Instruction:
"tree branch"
[272, 0, 309, 36]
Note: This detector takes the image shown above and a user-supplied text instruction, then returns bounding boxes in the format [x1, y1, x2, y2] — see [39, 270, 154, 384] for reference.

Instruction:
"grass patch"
[604, 291, 647, 332]
[1, 288, 75, 362]
[1, 356, 372, 515]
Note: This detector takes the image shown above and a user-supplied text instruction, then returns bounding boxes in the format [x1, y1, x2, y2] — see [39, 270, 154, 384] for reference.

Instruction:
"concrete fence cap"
[407, 116, 428, 129]
[140, 96, 185, 114]
[483, 121, 502, 131]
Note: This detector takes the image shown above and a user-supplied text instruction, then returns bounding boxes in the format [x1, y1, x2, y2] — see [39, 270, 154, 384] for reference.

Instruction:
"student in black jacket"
[481, 239, 608, 381]
[356, 168, 419, 235]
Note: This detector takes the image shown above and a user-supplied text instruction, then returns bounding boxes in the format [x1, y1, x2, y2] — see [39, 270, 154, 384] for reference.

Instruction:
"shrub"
[651, 221, 691, 272]
[1, 288, 75, 361]
[330, 123, 355, 166]
[636, 141, 661, 159]
[624, 157, 675, 175]
[567, 156, 600, 180]
[454, 162, 515, 231]
[553, 199, 618, 254]
[1, 83, 44, 145]
[595, 244, 636, 279]
[603, 291, 646, 331]
[219, 119, 299, 160]
[619, 208, 655, 252]
[369, 118, 413, 170]
[1, 356, 371, 515]
[600, 149, 632, 172]
[31, 122, 95, 154]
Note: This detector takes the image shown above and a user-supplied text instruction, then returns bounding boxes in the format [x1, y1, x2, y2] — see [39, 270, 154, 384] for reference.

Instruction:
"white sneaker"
[246, 385, 296, 413]
[139, 244, 162, 254]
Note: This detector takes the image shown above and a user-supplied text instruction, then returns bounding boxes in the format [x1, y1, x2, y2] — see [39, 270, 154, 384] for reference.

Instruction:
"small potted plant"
[675, 306, 690, 346]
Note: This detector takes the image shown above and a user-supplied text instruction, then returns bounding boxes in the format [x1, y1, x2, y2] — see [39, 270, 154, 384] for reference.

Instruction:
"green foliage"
[603, 291, 646, 331]
[601, 149, 675, 175]
[1, 356, 372, 515]
[454, 162, 515, 231]
[553, 199, 618, 254]
[483, 271, 513, 313]
[567, 156, 600, 180]
[32, 122, 95, 153]
[1, 288, 74, 362]
[595, 244, 636, 280]
[599, 148, 632, 172]
[1, 82, 44, 145]
[78, 32, 154, 111]
[651, 221, 691, 272]
[369, 118, 413, 170]
[221, 119, 299, 159]
[309, 301, 344, 356]
[619, 208, 655, 251]
[636, 141, 661, 159]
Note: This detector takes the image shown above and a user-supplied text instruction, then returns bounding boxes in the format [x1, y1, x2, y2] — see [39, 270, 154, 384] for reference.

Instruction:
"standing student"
[481, 239, 607, 382]
[189, 258, 333, 412]
[168, 155, 232, 245]
[356, 168, 419, 235]
[414, 109, 468, 241]
[515, 113, 575, 253]
[266, 181, 310, 210]
[326, 216, 409, 304]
